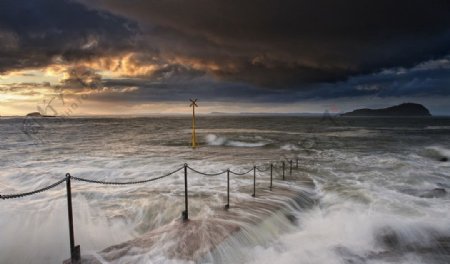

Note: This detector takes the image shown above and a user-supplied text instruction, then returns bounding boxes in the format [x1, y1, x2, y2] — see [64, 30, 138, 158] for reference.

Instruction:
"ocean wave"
[247, 195, 450, 264]
[422, 146, 450, 161]
[425, 126, 450, 130]
[205, 134, 268, 147]
[280, 144, 299, 151]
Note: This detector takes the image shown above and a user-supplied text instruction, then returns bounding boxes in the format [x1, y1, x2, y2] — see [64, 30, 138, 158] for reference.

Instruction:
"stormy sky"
[1, 0, 450, 115]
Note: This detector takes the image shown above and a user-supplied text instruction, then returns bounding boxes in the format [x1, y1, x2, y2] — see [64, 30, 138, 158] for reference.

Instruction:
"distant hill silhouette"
[26, 112, 56, 117]
[341, 103, 431, 117]
[26, 112, 42, 117]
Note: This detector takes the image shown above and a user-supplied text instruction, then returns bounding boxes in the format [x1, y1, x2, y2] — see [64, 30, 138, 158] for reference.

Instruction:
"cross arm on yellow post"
[189, 99, 198, 148]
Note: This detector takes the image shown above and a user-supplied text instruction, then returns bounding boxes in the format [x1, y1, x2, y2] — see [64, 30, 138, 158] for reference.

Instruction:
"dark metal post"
[270, 164, 273, 190]
[252, 166, 256, 197]
[289, 160, 293, 177]
[65, 173, 80, 263]
[225, 169, 230, 209]
[282, 161, 285, 180]
[296, 158, 299, 169]
[182, 164, 189, 221]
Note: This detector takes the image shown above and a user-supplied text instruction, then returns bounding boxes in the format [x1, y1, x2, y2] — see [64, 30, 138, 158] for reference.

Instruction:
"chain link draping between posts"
[187, 166, 228, 176]
[1, 161, 297, 200]
[229, 167, 254, 176]
[0, 178, 67, 200]
[71, 166, 185, 185]
[0, 166, 185, 199]
[256, 166, 270, 172]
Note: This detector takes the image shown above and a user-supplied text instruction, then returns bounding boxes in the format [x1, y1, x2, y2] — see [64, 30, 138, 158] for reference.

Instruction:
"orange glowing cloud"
[76, 53, 160, 77]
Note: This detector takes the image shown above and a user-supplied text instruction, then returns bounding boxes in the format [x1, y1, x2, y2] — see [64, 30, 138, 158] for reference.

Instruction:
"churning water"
[1, 116, 449, 263]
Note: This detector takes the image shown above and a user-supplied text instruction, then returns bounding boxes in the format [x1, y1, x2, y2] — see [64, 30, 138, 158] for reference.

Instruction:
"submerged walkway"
[1, 159, 314, 263]
[79, 179, 316, 263]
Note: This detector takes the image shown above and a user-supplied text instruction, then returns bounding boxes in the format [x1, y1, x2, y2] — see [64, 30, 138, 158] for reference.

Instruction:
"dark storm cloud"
[92, 56, 450, 104]
[93, 76, 277, 103]
[79, 0, 450, 86]
[2, 0, 450, 100]
[309, 55, 450, 99]
[0, 0, 139, 72]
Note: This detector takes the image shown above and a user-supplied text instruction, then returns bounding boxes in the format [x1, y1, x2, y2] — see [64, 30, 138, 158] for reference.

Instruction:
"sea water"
[0, 116, 449, 263]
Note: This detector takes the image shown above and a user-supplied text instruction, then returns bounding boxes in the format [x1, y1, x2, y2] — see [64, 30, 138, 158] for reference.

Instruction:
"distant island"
[26, 112, 56, 118]
[341, 103, 432, 117]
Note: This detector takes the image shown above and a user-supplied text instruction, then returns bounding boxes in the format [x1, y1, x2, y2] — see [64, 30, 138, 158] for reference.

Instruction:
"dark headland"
[341, 103, 432, 117]
[26, 112, 56, 118]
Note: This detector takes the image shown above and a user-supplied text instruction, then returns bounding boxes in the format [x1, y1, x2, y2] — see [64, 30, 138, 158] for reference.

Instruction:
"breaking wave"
[205, 134, 268, 147]
[280, 144, 299, 151]
[421, 146, 450, 162]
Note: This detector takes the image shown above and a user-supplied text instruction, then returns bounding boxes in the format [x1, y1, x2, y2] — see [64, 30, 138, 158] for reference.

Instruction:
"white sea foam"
[246, 206, 450, 264]
[205, 134, 268, 147]
[421, 146, 450, 161]
[280, 144, 299, 151]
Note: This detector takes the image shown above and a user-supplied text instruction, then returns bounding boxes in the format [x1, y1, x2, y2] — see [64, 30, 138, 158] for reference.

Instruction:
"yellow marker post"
[189, 99, 198, 148]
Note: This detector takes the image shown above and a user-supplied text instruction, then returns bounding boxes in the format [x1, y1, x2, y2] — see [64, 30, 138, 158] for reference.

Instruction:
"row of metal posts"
[184, 159, 299, 217]
[62, 159, 298, 263]
[249, 160, 299, 202]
